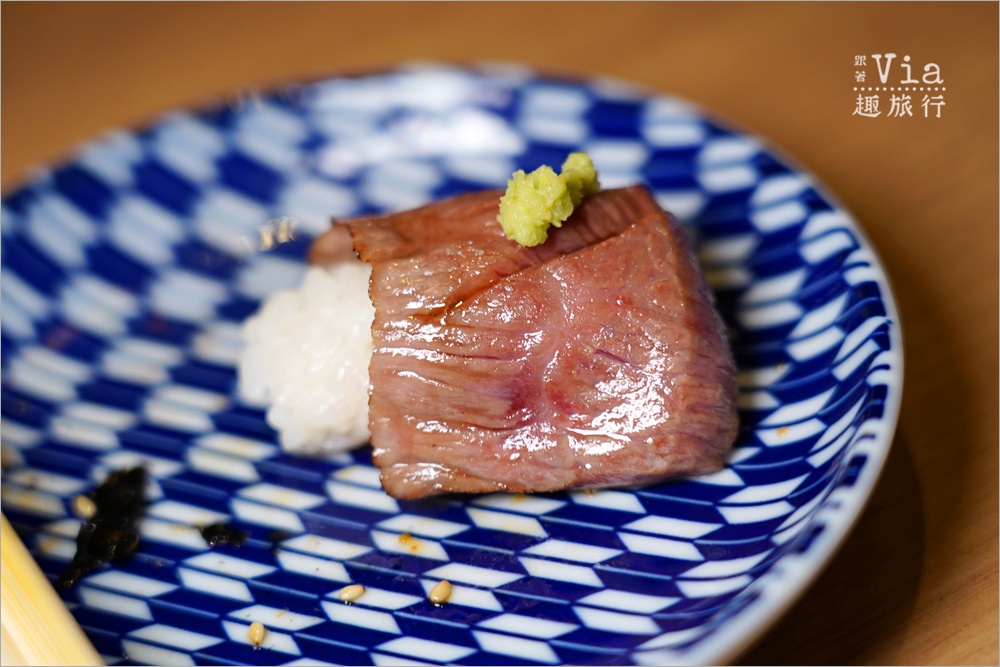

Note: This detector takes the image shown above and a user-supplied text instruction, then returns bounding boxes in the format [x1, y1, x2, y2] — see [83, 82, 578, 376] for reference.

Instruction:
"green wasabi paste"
[497, 152, 600, 247]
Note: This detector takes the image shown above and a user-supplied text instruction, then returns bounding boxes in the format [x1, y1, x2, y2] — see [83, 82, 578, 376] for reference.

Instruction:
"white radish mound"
[239, 262, 374, 455]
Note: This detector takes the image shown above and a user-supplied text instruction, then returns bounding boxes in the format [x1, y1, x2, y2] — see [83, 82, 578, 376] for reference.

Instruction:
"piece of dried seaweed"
[57, 467, 146, 587]
[200, 522, 248, 548]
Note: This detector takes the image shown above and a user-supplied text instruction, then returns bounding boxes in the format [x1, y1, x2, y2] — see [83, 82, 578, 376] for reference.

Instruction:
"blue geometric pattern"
[0, 64, 902, 666]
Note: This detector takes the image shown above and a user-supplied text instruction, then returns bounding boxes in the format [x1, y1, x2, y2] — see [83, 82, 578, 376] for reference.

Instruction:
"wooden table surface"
[3, 3, 997, 665]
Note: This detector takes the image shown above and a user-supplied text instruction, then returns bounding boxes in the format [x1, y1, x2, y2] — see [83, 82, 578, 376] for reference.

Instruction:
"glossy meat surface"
[320, 187, 738, 498]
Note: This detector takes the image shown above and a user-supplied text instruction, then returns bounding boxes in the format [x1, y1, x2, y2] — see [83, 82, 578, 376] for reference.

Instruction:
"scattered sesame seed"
[248, 621, 266, 646]
[429, 580, 452, 605]
[338, 584, 366, 603]
[72, 495, 97, 520]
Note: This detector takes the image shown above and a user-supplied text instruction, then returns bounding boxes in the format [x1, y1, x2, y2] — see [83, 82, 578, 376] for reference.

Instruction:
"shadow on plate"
[736, 431, 923, 665]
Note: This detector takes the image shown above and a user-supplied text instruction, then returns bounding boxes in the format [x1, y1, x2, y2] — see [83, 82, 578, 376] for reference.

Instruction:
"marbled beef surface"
[319, 186, 738, 499]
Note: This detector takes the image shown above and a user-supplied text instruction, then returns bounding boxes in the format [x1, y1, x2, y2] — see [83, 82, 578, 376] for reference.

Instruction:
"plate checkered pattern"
[0, 64, 902, 666]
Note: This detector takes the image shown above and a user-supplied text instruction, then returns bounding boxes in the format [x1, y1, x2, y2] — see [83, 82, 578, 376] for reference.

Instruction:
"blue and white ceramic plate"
[1, 64, 902, 666]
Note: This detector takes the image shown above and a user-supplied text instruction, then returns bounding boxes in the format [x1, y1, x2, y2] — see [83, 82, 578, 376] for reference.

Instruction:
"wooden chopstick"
[0, 513, 103, 666]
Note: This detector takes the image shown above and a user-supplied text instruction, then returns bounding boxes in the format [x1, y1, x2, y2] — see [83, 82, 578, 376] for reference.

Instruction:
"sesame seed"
[72, 495, 96, 520]
[248, 621, 266, 646]
[429, 580, 452, 605]
[338, 584, 366, 603]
